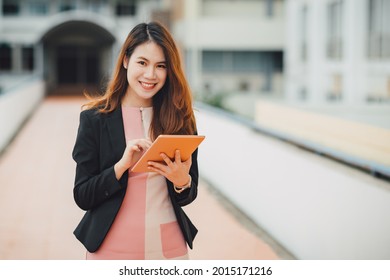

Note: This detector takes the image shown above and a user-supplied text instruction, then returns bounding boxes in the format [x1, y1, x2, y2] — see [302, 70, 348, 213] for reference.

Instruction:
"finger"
[141, 139, 152, 147]
[136, 139, 152, 151]
[130, 145, 141, 152]
[147, 165, 166, 176]
[148, 160, 169, 173]
[160, 153, 173, 166]
[175, 150, 181, 163]
[137, 142, 150, 151]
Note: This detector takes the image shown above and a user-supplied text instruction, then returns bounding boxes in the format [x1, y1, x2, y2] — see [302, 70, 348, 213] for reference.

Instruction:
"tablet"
[131, 135, 205, 173]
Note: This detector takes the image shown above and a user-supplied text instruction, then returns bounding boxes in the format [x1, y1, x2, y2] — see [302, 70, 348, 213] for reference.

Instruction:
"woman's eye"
[138, 61, 146, 66]
[157, 64, 166, 69]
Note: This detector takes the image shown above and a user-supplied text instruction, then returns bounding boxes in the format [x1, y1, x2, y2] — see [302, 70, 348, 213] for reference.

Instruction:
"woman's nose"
[144, 66, 156, 79]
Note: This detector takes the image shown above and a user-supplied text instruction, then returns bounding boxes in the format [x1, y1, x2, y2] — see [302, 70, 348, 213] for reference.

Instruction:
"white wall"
[0, 79, 45, 153]
[202, 0, 270, 17]
[196, 104, 390, 259]
[181, 18, 285, 50]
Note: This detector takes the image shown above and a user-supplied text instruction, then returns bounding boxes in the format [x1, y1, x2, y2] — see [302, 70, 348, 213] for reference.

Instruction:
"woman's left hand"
[147, 150, 191, 186]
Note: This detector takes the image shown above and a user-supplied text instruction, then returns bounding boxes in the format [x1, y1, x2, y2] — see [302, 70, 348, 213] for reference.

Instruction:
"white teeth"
[140, 82, 155, 89]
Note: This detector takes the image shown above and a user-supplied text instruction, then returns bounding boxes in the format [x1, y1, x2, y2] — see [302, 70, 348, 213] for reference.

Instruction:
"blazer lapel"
[105, 106, 126, 164]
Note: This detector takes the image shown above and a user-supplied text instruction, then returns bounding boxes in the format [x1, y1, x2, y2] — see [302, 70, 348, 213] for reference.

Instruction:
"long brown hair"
[84, 22, 196, 140]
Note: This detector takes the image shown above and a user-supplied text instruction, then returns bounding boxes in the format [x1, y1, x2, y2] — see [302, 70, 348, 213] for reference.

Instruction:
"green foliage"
[198, 92, 227, 109]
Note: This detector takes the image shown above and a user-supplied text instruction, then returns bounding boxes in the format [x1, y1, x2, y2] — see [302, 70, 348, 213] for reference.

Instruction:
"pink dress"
[86, 106, 188, 260]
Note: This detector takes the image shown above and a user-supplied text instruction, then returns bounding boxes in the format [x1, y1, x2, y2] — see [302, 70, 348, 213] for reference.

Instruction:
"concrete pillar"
[186, 48, 202, 97]
[185, 0, 200, 19]
[343, 0, 366, 106]
[12, 44, 23, 74]
[284, 0, 299, 102]
[344, 0, 357, 105]
[307, 1, 325, 105]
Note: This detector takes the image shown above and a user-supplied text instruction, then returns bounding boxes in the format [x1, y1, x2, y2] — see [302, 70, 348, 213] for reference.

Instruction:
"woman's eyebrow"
[137, 56, 166, 64]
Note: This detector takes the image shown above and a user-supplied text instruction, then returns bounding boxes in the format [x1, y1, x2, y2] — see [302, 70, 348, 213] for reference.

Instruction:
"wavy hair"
[83, 22, 196, 140]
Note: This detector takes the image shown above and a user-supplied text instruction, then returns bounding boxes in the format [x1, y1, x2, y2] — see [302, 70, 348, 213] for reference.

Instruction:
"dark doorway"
[57, 46, 99, 85]
[57, 46, 78, 84]
[41, 20, 115, 96]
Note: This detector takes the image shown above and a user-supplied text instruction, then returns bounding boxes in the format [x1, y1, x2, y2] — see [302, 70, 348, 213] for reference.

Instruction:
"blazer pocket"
[160, 221, 188, 259]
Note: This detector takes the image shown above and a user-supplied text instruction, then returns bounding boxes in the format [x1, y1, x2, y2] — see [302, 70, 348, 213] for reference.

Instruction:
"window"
[29, 1, 48, 15]
[326, 0, 343, 59]
[366, 75, 390, 102]
[22, 47, 34, 71]
[326, 74, 343, 101]
[85, 0, 105, 12]
[202, 51, 226, 72]
[368, 0, 390, 58]
[202, 51, 283, 73]
[115, 0, 137, 16]
[59, 0, 76, 12]
[202, 50, 283, 93]
[233, 52, 264, 72]
[3, 0, 20, 15]
[0, 44, 12, 71]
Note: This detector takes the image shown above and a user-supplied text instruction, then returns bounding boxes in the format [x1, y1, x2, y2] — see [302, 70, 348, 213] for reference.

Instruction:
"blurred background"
[0, 0, 389, 260]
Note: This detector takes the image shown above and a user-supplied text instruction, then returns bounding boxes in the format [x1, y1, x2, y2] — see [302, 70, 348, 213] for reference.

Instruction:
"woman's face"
[123, 41, 167, 107]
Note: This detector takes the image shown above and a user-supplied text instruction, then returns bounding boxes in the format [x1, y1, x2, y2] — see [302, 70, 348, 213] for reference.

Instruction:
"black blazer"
[72, 106, 198, 253]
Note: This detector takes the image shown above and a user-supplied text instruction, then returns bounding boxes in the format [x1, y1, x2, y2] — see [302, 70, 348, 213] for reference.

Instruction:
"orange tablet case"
[131, 135, 205, 173]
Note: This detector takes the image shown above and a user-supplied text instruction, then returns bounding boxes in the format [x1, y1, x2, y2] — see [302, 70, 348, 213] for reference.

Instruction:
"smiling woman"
[121, 41, 167, 107]
[72, 22, 199, 260]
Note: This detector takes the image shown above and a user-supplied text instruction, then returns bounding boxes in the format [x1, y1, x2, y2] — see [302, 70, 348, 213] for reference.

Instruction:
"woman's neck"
[121, 93, 152, 108]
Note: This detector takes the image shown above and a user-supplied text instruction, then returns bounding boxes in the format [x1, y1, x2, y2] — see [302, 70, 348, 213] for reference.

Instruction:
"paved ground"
[0, 96, 281, 260]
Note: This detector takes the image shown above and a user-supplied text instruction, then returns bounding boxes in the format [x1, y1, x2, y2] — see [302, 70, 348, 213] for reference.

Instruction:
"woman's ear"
[123, 57, 128, 69]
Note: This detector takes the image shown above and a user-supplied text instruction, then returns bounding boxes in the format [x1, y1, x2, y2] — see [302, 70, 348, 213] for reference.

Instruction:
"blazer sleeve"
[72, 110, 124, 211]
[168, 147, 199, 207]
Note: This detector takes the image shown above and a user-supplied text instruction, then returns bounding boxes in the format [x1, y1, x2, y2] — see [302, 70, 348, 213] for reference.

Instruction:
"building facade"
[0, 0, 171, 93]
[285, 0, 390, 106]
[0, 0, 285, 97]
[171, 0, 285, 98]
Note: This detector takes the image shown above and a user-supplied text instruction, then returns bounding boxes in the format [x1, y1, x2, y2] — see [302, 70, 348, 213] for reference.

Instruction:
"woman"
[72, 22, 198, 260]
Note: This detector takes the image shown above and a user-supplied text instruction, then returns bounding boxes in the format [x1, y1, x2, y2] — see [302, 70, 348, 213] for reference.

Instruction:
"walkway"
[0, 97, 282, 260]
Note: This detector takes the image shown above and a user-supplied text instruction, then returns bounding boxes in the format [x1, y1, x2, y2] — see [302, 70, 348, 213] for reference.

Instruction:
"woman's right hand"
[114, 138, 152, 179]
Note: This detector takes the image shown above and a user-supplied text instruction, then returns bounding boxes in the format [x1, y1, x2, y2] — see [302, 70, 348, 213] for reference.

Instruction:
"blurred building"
[285, 0, 390, 105]
[0, 0, 285, 97]
[0, 0, 171, 94]
[171, 0, 285, 97]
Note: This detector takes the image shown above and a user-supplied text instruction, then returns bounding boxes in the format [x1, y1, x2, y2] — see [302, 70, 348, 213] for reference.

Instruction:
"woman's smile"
[139, 81, 157, 90]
